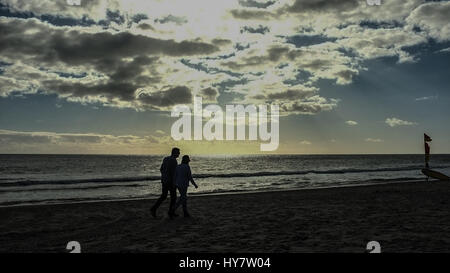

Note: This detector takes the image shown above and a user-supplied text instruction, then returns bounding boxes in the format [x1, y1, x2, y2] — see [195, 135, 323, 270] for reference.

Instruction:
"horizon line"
[0, 153, 448, 156]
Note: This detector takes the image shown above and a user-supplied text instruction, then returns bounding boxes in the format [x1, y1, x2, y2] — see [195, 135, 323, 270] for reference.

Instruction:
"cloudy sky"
[1, 0, 450, 154]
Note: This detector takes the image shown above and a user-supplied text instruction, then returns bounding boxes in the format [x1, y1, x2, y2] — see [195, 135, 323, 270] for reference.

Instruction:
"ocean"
[1, 154, 450, 206]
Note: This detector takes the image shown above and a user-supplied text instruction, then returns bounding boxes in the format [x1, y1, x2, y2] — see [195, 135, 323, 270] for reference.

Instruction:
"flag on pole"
[424, 133, 432, 168]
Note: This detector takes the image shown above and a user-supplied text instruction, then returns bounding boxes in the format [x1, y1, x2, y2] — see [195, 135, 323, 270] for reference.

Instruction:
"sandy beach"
[1, 180, 450, 253]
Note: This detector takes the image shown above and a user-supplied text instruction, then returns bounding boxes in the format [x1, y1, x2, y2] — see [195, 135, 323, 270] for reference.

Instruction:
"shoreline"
[0, 178, 425, 208]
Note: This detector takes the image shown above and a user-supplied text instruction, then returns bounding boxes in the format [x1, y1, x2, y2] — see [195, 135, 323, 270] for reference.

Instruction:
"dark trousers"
[175, 186, 188, 213]
[151, 182, 177, 215]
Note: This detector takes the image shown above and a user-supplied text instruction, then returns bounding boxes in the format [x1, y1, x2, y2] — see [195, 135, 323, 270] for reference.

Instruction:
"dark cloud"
[109, 55, 160, 84]
[1, 1, 151, 28]
[302, 59, 332, 70]
[0, 130, 163, 150]
[240, 25, 270, 34]
[137, 23, 155, 30]
[103, 9, 125, 25]
[0, 2, 98, 27]
[286, 0, 360, 13]
[155, 15, 188, 26]
[232, 0, 360, 19]
[42, 80, 142, 102]
[0, 133, 53, 144]
[40, 55, 161, 103]
[58, 135, 103, 143]
[200, 87, 219, 101]
[235, 43, 251, 51]
[359, 20, 404, 30]
[281, 99, 338, 114]
[221, 46, 304, 70]
[284, 35, 337, 47]
[0, 18, 218, 64]
[238, 0, 276, 9]
[131, 14, 149, 24]
[181, 59, 242, 78]
[334, 69, 358, 83]
[229, 9, 277, 20]
[0, 0, 105, 17]
[265, 89, 315, 101]
[211, 38, 232, 46]
[138, 86, 193, 108]
[48, 31, 218, 64]
[267, 46, 290, 61]
[99, 10, 149, 29]
[221, 55, 268, 70]
[250, 87, 337, 115]
[0, 17, 220, 108]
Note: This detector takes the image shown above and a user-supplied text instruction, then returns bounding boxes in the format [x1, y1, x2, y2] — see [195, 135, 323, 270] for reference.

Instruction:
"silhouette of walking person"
[174, 155, 198, 217]
[151, 147, 180, 219]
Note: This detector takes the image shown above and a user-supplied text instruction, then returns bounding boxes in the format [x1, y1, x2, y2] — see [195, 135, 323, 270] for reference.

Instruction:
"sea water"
[1, 154, 450, 206]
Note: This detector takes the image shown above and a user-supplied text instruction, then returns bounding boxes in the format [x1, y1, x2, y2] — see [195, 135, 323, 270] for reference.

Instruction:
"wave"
[0, 177, 428, 207]
[192, 165, 442, 178]
[0, 164, 447, 188]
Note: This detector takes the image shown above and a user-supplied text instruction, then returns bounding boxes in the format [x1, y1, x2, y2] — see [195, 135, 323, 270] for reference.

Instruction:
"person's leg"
[151, 183, 169, 212]
[175, 186, 183, 210]
[168, 184, 177, 216]
[179, 187, 188, 216]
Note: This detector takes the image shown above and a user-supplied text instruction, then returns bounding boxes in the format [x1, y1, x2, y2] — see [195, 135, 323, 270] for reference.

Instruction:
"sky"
[0, 0, 450, 155]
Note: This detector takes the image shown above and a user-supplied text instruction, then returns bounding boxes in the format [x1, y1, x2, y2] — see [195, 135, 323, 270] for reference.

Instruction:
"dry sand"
[1, 180, 450, 253]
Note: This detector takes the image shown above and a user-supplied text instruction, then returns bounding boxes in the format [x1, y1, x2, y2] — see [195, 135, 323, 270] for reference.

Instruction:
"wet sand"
[1, 180, 450, 253]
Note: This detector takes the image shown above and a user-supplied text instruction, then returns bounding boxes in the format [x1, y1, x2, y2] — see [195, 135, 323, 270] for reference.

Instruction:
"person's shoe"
[150, 208, 157, 218]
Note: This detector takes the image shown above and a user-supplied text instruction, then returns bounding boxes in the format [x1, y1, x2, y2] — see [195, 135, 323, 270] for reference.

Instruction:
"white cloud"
[1, 0, 449, 116]
[0, 129, 175, 154]
[345, 120, 358, 126]
[299, 140, 311, 145]
[385, 117, 417, 127]
[406, 1, 450, 43]
[0, 129, 162, 144]
[333, 25, 426, 63]
[415, 95, 438, 101]
[436, 47, 450, 54]
[1, 0, 116, 21]
[365, 138, 383, 143]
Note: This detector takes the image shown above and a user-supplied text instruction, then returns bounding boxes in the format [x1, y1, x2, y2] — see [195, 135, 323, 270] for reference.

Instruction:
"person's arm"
[159, 158, 166, 183]
[160, 158, 165, 174]
[188, 167, 198, 188]
[191, 179, 198, 189]
[168, 158, 177, 183]
[173, 166, 178, 184]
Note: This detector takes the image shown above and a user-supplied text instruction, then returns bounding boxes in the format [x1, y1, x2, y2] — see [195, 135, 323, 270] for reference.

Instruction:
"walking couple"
[150, 147, 198, 219]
